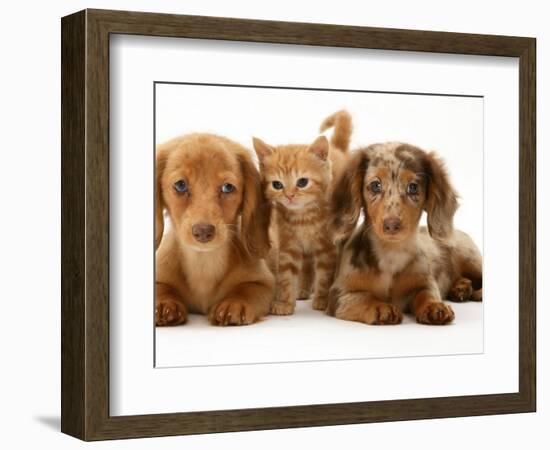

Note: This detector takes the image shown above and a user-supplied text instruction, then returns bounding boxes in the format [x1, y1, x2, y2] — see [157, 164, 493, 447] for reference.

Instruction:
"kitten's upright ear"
[423, 151, 458, 239]
[308, 135, 330, 161]
[252, 137, 274, 162]
[155, 145, 170, 250]
[330, 149, 368, 243]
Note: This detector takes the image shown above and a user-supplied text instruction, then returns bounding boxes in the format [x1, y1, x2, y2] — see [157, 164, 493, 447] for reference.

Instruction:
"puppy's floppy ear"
[423, 152, 458, 239]
[238, 151, 271, 257]
[155, 146, 169, 250]
[330, 149, 368, 243]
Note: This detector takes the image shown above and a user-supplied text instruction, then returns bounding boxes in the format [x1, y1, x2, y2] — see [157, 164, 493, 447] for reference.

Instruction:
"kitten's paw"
[209, 299, 257, 326]
[312, 296, 328, 311]
[297, 288, 312, 300]
[156, 298, 187, 326]
[448, 278, 473, 302]
[364, 303, 402, 325]
[416, 302, 455, 325]
[270, 301, 295, 315]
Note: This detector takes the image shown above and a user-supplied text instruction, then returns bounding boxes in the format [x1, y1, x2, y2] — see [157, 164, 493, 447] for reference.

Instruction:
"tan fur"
[319, 109, 353, 152]
[155, 133, 274, 326]
[253, 110, 352, 315]
[329, 142, 482, 325]
[297, 254, 315, 299]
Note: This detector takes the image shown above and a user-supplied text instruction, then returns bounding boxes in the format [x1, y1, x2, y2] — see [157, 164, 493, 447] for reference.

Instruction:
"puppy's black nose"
[383, 218, 401, 234]
[192, 223, 216, 243]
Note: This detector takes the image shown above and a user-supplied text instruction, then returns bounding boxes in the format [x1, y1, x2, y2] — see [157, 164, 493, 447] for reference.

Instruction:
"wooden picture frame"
[61, 8, 536, 441]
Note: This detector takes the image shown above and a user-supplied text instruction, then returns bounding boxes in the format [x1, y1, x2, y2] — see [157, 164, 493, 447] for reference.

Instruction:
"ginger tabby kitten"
[253, 110, 352, 314]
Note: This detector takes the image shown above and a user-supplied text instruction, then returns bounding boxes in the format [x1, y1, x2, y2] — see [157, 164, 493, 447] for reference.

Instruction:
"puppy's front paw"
[270, 301, 295, 315]
[209, 299, 257, 326]
[156, 298, 187, 326]
[364, 303, 402, 325]
[416, 302, 455, 325]
[448, 278, 473, 302]
[312, 296, 328, 311]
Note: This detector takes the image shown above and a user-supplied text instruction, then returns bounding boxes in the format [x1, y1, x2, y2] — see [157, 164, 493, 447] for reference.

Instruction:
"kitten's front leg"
[297, 253, 314, 299]
[271, 246, 301, 315]
[312, 237, 337, 311]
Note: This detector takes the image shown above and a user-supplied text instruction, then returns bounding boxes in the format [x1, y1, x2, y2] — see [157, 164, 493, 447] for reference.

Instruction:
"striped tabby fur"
[253, 110, 352, 314]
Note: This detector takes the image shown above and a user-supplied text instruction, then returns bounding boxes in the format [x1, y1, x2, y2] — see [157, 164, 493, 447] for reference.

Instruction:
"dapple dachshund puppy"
[328, 143, 482, 325]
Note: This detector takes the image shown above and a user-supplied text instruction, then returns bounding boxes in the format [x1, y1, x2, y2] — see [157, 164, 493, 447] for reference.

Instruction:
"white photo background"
[154, 83, 484, 368]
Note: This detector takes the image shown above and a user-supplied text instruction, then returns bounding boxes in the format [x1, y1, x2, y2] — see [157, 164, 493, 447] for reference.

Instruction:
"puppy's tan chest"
[180, 248, 228, 313]
[378, 251, 411, 275]
[373, 251, 413, 299]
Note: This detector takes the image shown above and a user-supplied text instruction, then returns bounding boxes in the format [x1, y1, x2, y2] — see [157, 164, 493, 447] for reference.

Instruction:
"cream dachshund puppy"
[155, 133, 274, 326]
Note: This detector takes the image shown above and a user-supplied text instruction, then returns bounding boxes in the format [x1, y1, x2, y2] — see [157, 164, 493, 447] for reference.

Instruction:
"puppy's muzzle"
[192, 223, 216, 243]
[383, 218, 402, 235]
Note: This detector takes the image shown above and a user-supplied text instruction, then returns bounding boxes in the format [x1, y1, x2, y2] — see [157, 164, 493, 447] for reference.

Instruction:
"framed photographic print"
[61, 9, 536, 441]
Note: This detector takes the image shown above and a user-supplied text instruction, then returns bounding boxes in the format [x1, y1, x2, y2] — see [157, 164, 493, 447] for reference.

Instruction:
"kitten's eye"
[221, 183, 235, 194]
[174, 180, 188, 193]
[407, 182, 419, 195]
[272, 181, 284, 190]
[296, 178, 309, 188]
[369, 180, 382, 193]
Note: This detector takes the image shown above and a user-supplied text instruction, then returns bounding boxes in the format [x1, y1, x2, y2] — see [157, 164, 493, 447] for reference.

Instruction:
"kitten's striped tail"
[319, 109, 353, 153]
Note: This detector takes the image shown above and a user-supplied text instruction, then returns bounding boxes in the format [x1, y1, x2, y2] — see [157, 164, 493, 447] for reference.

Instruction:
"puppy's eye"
[407, 182, 419, 195]
[221, 183, 235, 194]
[296, 178, 309, 188]
[272, 181, 284, 190]
[369, 180, 382, 193]
[174, 180, 188, 193]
